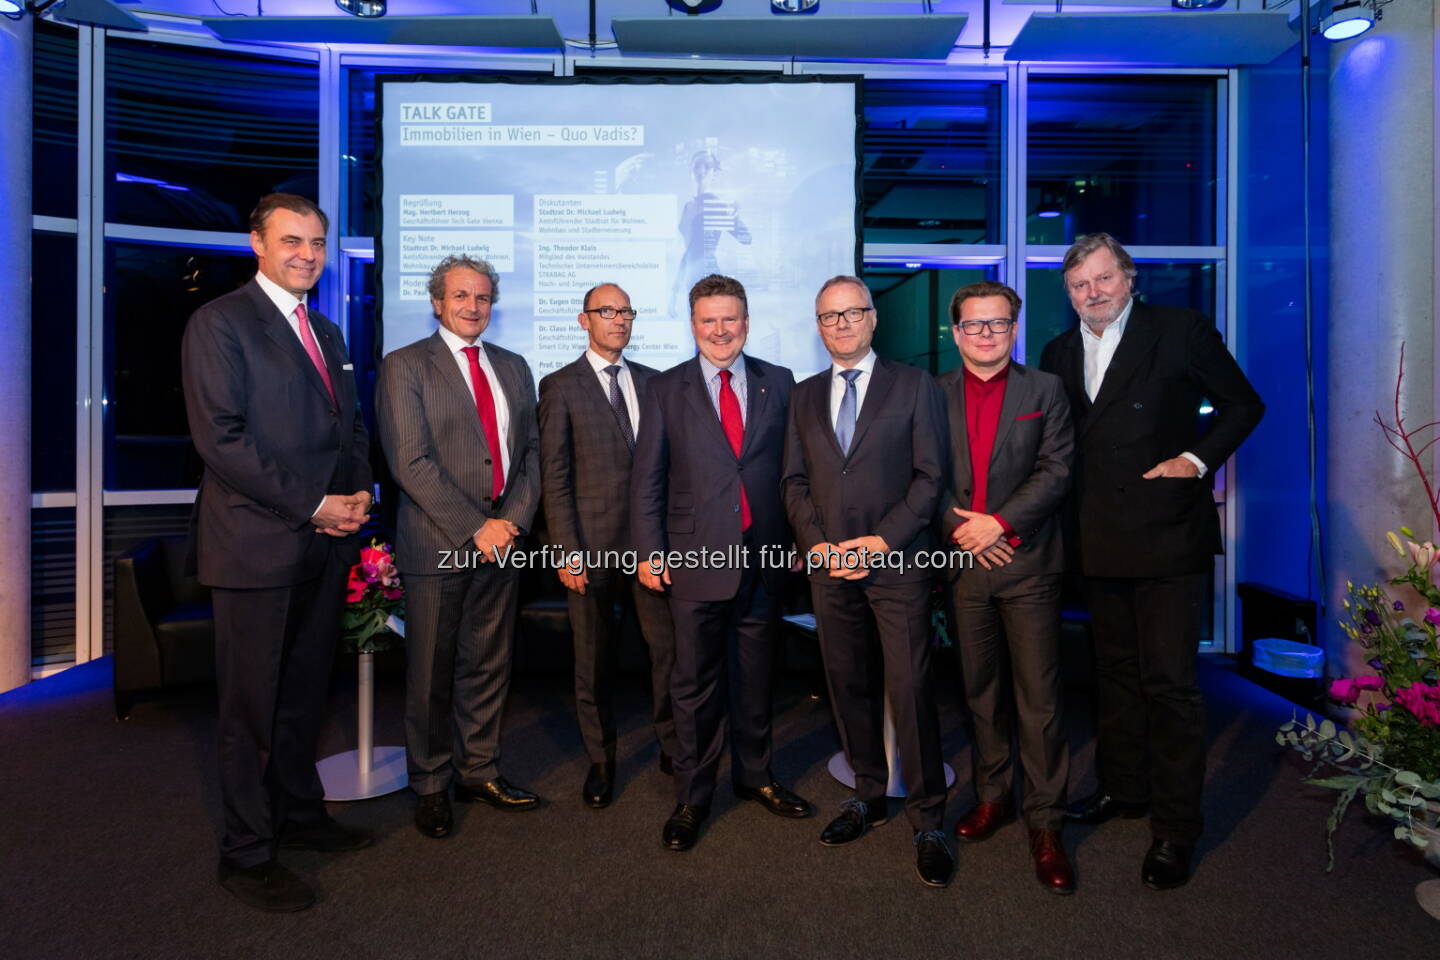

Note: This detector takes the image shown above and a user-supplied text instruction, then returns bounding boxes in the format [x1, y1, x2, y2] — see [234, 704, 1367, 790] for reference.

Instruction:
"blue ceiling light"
[1320, 1, 1375, 40]
[1171, 0, 1227, 9]
[0, 1, 22, 14]
[667, 0, 722, 14]
[335, 0, 385, 17]
[771, 0, 820, 14]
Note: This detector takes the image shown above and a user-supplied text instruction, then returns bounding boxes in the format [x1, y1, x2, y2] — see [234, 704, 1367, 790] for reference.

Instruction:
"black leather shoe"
[279, 819, 373, 852]
[218, 860, 315, 913]
[1065, 790, 1148, 824]
[914, 830, 957, 888]
[454, 777, 540, 811]
[661, 803, 709, 851]
[414, 791, 452, 839]
[734, 781, 814, 819]
[819, 798, 887, 846]
[1142, 838, 1194, 890]
[583, 763, 615, 809]
[658, 751, 674, 777]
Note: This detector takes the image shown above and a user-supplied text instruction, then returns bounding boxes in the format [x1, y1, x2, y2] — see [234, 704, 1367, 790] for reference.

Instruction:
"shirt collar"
[254, 270, 306, 320]
[700, 352, 746, 385]
[585, 349, 627, 375]
[963, 361, 1010, 386]
[437, 323, 481, 355]
[1080, 296, 1134, 343]
[832, 349, 877, 380]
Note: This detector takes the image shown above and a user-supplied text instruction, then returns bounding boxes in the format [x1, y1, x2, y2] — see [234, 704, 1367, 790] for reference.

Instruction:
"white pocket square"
[342, 363, 354, 370]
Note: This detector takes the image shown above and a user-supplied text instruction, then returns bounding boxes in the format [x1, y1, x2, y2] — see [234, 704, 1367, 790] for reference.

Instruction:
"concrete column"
[1325, 1, 1438, 674]
[0, 15, 33, 695]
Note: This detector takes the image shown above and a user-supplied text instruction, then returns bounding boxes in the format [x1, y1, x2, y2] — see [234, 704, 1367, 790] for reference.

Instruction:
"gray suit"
[377, 332, 540, 794]
[937, 361, 1073, 830]
[538, 354, 678, 767]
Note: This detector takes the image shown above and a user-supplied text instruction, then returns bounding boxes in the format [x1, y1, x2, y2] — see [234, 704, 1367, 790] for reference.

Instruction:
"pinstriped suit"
[377, 331, 540, 795]
[538, 354, 678, 767]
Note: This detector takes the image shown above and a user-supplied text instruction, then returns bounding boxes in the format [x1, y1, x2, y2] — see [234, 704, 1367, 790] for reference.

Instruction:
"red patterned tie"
[717, 369, 751, 532]
[462, 346, 505, 499]
[294, 303, 336, 407]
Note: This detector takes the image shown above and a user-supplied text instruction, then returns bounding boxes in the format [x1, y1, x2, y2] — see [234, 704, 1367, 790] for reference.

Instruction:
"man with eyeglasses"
[936, 281, 1076, 893]
[1040, 233, 1264, 890]
[781, 275, 953, 887]
[538, 283, 679, 809]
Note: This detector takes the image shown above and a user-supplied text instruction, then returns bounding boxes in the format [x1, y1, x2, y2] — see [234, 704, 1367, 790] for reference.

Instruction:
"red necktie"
[294, 303, 336, 407]
[462, 346, 505, 499]
[717, 369, 751, 532]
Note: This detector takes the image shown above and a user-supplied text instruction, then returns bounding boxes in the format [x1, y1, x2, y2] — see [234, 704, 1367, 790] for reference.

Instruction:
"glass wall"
[33, 24, 1240, 667]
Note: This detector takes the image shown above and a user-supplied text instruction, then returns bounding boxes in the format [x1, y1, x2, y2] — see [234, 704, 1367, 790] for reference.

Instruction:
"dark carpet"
[1, 654, 1435, 960]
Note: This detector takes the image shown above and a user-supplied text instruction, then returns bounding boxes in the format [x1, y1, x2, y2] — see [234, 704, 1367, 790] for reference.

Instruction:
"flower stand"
[318, 616, 408, 801]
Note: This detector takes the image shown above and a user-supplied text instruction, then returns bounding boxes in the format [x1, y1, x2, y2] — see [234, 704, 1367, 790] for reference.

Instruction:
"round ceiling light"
[1320, 1, 1375, 40]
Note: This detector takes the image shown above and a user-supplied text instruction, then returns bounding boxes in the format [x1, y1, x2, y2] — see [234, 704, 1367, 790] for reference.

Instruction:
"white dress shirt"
[255, 270, 323, 359]
[436, 324, 512, 480]
[829, 348, 878, 429]
[1081, 297, 1206, 477]
[584, 349, 640, 437]
[699, 353, 748, 427]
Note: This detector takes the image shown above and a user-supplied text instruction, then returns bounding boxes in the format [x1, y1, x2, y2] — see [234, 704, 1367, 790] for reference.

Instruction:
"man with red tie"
[182, 194, 373, 912]
[631, 274, 813, 851]
[377, 255, 542, 841]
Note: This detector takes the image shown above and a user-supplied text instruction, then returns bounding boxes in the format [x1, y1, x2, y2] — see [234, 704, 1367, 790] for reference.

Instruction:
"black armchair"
[112, 536, 216, 718]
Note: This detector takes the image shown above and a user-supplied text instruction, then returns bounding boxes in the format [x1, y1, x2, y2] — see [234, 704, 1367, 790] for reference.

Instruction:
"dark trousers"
[1085, 572, 1208, 843]
[812, 577, 946, 832]
[667, 565, 776, 809]
[212, 550, 346, 868]
[568, 569, 679, 765]
[403, 562, 520, 795]
[950, 569, 1068, 830]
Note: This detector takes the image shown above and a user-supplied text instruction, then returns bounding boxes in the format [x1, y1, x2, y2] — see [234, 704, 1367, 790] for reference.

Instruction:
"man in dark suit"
[539, 282, 679, 808]
[181, 194, 374, 912]
[631, 273, 813, 851]
[377, 255, 542, 841]
[937, 281, 1075, 894]
[1040, 233, 1264, 889]
[781, 275, 954, 888]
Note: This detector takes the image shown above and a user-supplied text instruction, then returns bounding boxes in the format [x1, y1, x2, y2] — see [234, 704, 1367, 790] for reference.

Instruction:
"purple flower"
[1376, 703, 1392, 713]
[1359, 623, 1372, 634]
[1425, 608, 1440, 628]
[1393, 600, 1406, 611]
[1368, 658, 1385, 671]
[1364, 609, 1381, 625]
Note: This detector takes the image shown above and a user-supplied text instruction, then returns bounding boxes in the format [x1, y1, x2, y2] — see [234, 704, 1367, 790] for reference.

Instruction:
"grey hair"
[428, 255, 501, 305]
[814, 274, 873, 312]
[1060, 233, 1138, 283]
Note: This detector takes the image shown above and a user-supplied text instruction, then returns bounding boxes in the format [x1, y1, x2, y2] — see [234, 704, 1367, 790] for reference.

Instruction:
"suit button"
[963, 489, 971, 497]
[842, 469, 849, 476]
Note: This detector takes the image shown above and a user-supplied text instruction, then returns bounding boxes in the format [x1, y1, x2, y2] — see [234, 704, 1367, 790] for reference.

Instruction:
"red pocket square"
[1015, 411, 1043, 421]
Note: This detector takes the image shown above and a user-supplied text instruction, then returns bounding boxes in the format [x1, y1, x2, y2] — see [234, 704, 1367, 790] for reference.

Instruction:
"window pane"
[863, 80, 1004, 245]
[105, 242, 257, 489]
[1026, 77, 1218, 246]
[34, 19, 79, 220]
[1023, 261, 1218, 365]
[865, 266, 998, 374]
[105, 40, 319, 231]
[33, 507, 77, 669]
[33, 231, 78, 492]
[347, 256, 379, 436]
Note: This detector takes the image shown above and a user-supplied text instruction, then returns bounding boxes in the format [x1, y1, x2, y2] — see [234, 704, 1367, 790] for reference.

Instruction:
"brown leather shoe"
[954, 801, 1013, 843]
[1029, 828, 1075, 895]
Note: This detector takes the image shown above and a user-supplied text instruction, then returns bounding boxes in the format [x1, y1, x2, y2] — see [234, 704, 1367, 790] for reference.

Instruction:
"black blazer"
[936, 362, 1073, 579]
[181, 277, 372, 589]
[782, 355, 948, 587]
[538, 354, 659, 558]
[630, 354, 795, 602]
[1039, 300, 1264, 578]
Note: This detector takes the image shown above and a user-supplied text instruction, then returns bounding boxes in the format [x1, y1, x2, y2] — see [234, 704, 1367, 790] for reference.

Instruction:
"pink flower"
[1353, 675, 1386, 691]
[1425, 608, 1440, 628]
[345, 565, 367, 603]
[1329, 678, 1360, 704]
[383, 586, 403, 601]
[1408, 541, 1439, 569]
[1394, 683, 1440, 727]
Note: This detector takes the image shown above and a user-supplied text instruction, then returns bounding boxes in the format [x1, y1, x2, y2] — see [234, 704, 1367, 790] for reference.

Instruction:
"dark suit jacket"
[630, 354, 795, 603]
[1039, 300, 1264, 579]
[377, 332, 540, 577]
[181, 277, 372, 589]
[782, 355, 948, 587]
[538, 354, 658, 559]
[935, 362, 1073, 579]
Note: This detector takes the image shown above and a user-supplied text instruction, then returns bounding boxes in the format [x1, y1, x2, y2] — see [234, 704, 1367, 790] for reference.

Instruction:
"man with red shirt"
[937, 281, 1075, 893]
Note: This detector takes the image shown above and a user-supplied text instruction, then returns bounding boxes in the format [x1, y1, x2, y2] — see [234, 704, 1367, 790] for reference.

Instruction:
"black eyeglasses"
[817, 306, 874, 327]
[584, 306, 637, 320]
[957, 319, 1014, 336]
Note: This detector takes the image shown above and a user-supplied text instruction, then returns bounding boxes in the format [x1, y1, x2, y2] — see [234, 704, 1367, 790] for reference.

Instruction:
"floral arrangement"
[1278, 345, 1440, 870]
[342, 539, 405, 654]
